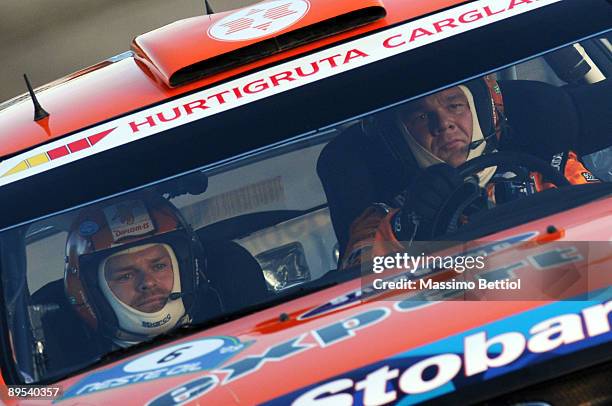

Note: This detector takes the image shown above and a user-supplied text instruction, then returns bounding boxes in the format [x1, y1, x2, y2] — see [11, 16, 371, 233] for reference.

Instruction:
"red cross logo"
[221, 4, 297, 35]
[209, 0, 309, 41]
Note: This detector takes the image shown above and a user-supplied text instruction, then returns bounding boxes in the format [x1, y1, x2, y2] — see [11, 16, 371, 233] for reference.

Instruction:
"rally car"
[0, 0, 611, 404]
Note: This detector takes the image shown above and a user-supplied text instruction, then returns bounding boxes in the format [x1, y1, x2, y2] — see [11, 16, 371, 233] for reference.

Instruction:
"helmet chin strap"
[98, 243, 187, 340]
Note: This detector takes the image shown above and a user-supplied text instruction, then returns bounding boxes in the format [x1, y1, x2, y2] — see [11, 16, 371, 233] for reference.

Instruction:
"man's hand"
[341, 205, 390, 269]
[398, 164, 465, 240]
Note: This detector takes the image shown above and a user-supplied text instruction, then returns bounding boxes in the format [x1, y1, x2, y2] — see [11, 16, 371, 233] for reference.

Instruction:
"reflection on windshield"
[2, 134, 340, 383]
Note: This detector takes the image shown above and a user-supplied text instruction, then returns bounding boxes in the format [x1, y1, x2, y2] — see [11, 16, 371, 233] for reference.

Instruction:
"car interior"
[318, 76, 612, 254]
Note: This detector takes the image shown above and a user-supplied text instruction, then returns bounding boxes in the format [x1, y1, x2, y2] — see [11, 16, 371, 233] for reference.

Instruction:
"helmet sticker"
[208, 0, 310, 42]
[103, 200, 156, 242]
[79, 220, 100, 237]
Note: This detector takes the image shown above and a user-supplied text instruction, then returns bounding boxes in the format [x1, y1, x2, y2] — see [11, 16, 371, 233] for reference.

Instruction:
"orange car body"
[0, 0, 610, 404]
[0, 0, 463, 156]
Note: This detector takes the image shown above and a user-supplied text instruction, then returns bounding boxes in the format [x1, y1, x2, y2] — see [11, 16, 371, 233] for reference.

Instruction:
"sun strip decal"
[0, 0, 562, 187]
[1, 128, 116, 178]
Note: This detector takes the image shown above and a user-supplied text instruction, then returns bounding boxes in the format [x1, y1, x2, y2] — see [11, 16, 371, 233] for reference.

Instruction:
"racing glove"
[396, 164, 476, 241]
[544, 150, 600, 187]
[530, 150, 601, 192]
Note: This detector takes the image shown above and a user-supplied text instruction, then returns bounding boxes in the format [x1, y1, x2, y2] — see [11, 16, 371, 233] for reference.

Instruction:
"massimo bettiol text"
[369, 252, 521, 292]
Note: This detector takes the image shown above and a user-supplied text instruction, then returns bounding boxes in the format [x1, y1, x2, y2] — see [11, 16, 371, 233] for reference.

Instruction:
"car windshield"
[1, 35, 611, 384]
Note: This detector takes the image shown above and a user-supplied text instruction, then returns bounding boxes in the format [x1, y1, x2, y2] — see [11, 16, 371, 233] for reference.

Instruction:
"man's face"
[400, 87, 473, 167]
[104, 244, 175, 313]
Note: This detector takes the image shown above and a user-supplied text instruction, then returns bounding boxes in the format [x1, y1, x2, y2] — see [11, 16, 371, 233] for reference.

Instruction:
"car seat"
[316, 118, 414, 257]
[198, 238, 271, 313]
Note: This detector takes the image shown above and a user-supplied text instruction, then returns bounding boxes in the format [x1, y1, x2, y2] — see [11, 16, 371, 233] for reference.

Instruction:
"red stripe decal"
[47, 146, 70, 160]
[67, 138, 91, 153]
[87, 127, 116, 146]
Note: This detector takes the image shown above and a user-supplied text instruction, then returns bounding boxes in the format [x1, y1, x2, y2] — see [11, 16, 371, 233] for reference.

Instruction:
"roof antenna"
[204, 0, 215, 15]
[23, 74, 49, 122]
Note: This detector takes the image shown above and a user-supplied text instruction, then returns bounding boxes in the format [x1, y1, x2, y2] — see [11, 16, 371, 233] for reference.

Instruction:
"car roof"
[0, 0, 464, 159]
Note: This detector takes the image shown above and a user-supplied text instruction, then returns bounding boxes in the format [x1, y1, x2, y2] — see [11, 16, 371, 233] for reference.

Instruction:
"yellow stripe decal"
[26, 153, 50, 168]
[2, 160, 29, 177]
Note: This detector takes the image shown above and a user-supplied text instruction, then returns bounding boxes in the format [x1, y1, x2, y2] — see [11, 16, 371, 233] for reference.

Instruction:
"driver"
[65, 192, 220, 348]
[341, 77, 600, 268]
